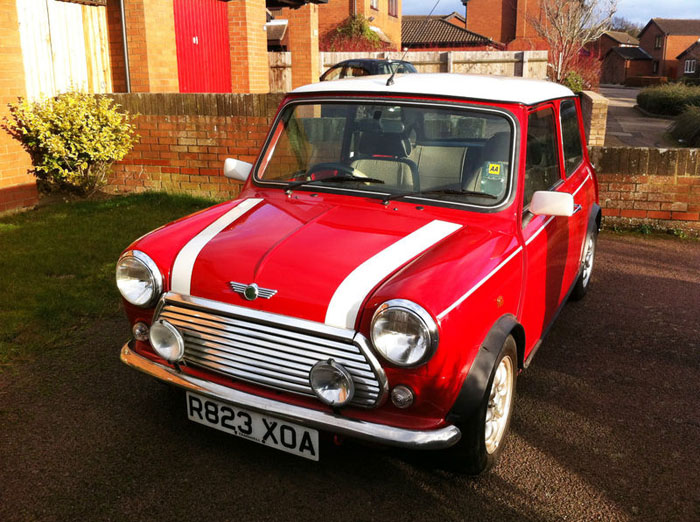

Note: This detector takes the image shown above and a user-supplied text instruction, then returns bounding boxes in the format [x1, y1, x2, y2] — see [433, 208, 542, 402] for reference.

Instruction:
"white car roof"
[292, 73, 575, 105]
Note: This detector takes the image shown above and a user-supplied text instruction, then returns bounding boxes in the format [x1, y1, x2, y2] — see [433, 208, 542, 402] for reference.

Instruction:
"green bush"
[636, 83, 700, 115]
[669, 105, 700, 147]
[562, 71, 586, 93]
[6, 91, 137, 194]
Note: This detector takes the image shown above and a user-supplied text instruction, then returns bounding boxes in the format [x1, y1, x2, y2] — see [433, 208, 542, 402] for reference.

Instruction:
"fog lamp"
[149, 319, 185, 363]
[132, 322, 149, 342]
[309, 359, 355, 407]
[391, 385, 414, 409]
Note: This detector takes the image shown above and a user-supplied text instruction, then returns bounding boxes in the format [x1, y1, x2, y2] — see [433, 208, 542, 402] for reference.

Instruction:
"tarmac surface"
[1, 233, 699, 521]
[600, 86, 676, 148]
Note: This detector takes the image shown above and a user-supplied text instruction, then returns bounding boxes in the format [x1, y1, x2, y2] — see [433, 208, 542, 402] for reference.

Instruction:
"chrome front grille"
[156, 293, 386, 408]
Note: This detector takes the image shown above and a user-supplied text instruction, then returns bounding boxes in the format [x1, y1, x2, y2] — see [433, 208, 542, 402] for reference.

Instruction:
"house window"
[685, 59, 697, 74]
[371, 0, 378, 10]
[389, 0, 397, 17]
[653, 61, 659, 74]
[654, 35, 662, 49]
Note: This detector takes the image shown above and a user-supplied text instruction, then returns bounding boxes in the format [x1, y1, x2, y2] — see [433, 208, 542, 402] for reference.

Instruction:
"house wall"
[106, 0, 127, 92]
[317, 0, 401, 50]
[639, 23, 700, 77]
[601, 53, 626, 84]
[665, 35, 700, 79]
[358, 0, 401, 50]
[0, 0, 37, 214]
[679, 47, 700, 80]
[466, 0, 516, 43]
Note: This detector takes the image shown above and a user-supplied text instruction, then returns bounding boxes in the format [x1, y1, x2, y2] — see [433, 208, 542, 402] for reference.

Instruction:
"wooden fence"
[268, 50, 548, 92]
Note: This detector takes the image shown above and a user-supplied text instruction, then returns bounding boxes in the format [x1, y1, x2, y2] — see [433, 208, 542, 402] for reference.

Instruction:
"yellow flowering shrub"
[6, 91, 137, 194]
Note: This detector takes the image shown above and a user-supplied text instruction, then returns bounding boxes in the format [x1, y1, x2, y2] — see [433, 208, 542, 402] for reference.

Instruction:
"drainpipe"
[119, 0, 131, 93]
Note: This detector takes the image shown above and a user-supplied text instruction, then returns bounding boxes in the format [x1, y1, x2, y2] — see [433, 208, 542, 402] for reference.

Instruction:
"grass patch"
[0, 192, 217, 367]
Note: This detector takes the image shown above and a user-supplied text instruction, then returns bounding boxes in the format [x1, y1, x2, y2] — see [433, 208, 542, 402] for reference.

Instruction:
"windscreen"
[256, 102, 514, 206]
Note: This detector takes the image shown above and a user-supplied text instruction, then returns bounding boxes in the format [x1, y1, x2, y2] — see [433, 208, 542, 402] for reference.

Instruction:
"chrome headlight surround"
[115, 250, 163, 308]
[370, 299, 439, 367]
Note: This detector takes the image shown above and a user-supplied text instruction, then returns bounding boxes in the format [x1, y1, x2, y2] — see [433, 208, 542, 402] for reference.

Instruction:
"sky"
[402, 0, 699, 26]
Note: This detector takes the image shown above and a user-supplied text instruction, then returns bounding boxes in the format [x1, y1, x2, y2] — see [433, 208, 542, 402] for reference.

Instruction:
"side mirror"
[530, 191, 574, 217]
[223, 158, 253, 181]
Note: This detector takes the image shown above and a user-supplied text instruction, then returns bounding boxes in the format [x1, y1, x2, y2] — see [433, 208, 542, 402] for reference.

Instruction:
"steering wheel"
[305, 162, 368, 180]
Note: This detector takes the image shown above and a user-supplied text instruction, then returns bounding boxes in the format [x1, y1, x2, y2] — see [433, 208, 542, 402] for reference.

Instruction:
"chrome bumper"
[121, 342, 461, 450]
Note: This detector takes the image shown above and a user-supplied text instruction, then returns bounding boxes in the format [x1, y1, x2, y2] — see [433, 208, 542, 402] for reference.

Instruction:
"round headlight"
[371, 300, 438, 367]
[115, 250, 162, 307]
[309, 359, 355, 407]
[149, 319, 185, 362]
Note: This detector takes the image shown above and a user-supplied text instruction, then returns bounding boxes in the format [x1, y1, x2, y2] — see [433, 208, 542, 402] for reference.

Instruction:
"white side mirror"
[530, 191, 574, 217]
[223, 158, 253, 181]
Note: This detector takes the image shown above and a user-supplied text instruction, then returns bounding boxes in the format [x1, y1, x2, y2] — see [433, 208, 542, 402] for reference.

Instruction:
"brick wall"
[106, 0, 127, 92]
[590, 147, 700, 236]
[0, 0, 37, 214]
[229, 0, 269, 94]
[104, 93, 284, 198]
[581, 91, 608, 148]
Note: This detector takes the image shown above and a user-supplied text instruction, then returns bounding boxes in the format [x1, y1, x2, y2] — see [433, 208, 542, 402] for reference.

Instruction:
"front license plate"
[186, 392, 319, 461]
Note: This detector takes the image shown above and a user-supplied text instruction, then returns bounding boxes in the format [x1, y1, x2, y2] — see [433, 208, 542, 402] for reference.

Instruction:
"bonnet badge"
[229, 282, 277, 301]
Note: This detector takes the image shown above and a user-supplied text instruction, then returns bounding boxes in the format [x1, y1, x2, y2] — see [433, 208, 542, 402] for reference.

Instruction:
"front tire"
[442, 335, 518, 475]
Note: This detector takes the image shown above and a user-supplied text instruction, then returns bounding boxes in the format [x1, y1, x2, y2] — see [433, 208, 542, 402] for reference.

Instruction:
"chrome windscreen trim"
[121, 343, 460, 450]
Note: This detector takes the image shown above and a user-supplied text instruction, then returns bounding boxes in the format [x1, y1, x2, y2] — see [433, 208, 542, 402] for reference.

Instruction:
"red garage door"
[174, 0, 231, 93]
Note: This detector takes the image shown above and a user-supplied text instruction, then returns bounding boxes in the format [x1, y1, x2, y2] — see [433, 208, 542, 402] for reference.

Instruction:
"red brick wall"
[637, 24, 700, 78]
[286, 4, 320, 89]
[106, 0, 127, 93]
[591, 147, 700, 235]
[318, 0, 351, 42]
[229, 0, 270, 94]
[0, 0, 37, 214]
[104, 93, 284, 198]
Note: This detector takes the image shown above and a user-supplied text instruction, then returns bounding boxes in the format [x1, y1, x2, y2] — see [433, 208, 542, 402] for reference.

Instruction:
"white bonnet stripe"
[324, 220, 462, 329]
[171, 198, 262, 295]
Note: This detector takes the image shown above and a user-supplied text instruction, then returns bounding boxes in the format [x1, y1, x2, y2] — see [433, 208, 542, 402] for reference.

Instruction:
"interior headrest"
[484, 132, 511, 163]
[358, 131, 411, 157]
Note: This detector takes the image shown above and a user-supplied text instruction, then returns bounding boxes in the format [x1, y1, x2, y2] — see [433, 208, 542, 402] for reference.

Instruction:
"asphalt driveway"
[600, 86, 676, 148]
[1, 233, 698, 521]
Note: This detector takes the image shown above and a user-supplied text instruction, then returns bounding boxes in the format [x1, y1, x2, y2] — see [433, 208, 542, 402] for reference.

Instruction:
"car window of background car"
[322, 65, 342, 81]
[523, 107, 561, 207]
[559, 100, 584, 177]
[345, 66, 371, 78]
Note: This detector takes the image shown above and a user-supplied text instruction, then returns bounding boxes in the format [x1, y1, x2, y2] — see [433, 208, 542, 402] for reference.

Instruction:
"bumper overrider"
[121, 342, 461, 450]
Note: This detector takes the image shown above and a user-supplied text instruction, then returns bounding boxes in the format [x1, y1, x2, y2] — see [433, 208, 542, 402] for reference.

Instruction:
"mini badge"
[229, 282, 278, 300]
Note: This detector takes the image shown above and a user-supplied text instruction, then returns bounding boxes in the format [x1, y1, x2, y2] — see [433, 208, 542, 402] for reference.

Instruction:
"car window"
[322, 65, 342, 81]
[345, 65, 371, 78]
[257, 102, 514, 207]
[560, 99, 584, 177]
[523, 107, 561, 208]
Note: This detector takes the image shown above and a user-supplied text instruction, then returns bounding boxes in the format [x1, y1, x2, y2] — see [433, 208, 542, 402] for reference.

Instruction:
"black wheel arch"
[446, 314, 525, 426]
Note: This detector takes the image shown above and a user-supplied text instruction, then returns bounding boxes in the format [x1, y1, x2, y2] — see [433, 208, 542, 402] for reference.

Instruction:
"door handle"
[572, 204, 582, 215]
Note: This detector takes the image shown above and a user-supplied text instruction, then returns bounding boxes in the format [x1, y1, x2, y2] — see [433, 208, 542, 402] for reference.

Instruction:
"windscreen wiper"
[382, 188, 499, 204]
[285, 174, 385, 192]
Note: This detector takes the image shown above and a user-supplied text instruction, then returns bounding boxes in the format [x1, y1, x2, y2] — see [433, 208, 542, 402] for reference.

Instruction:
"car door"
[519, 105, 572, 356]
[558, 98, 593, 287]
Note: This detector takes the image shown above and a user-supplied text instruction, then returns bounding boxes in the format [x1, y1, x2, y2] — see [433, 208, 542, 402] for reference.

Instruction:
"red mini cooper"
[117, 74, 599, 474]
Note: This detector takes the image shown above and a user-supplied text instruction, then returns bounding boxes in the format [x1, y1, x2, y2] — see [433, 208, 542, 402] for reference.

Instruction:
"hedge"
[669, 105, 700, 147]
[636, 83, 700, 116]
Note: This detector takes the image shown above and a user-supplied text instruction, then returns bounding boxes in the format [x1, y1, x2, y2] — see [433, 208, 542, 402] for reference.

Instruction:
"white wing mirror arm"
[223, 158, 253, 181]
[530, 191, 575, 217]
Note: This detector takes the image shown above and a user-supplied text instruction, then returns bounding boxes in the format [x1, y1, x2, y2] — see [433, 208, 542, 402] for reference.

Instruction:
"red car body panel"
[120, 89, 599, 433]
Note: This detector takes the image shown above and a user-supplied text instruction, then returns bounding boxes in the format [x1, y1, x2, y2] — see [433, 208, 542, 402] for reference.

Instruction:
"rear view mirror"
[223, 158, 253, 181]
[530, 191, 574, 217]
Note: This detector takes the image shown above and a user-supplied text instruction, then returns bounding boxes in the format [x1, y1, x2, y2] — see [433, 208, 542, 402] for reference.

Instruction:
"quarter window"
[559, 100, 584, 177]
[523, 108, 561, 208]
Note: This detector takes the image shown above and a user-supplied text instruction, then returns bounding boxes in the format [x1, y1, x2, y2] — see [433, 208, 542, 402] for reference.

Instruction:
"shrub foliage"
[669, 105, 700, 147]
[636, 83, 700, 116]
[6, 91, 137, 194]
[321, 14, 391, 52]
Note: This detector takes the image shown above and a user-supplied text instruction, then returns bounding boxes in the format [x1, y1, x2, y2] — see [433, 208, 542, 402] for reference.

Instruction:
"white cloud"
[402, 0, 699, 27]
